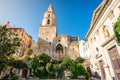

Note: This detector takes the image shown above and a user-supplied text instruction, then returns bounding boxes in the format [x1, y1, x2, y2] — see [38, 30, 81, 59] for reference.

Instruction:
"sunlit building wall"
[86, 0, 120, 80]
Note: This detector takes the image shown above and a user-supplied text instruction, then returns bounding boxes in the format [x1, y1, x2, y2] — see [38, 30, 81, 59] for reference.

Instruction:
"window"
[48, 14, 50, 17]
[73, 48, 74, 51]
[94, 37, 96, 41]
[118, 6, 120, 10]
[70, 36, 79, 42]
[58, 40, 61, 42]
[96, 47, 99, 52]
[47, 19, 50, 24]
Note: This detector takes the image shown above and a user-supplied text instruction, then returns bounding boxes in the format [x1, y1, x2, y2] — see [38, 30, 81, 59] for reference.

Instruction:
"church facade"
[38, 4, 80, 60]
[85, 0, 120, 80]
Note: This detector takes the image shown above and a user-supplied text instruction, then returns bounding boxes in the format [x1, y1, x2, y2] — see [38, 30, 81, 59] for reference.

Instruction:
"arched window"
[47, 19, 50, 24]
[48, 14, 50, 17]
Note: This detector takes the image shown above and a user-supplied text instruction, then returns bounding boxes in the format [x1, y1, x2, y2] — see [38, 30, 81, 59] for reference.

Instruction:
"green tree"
[8, 58, 27, 69]
[71, 63, 89, 79]
[27, 57, 39, 77]
[46, 62, 52, 73]
[0, 25, 20, 73]
[61, 57, 89, 79]
[114, 16, 120, 43]
[0, 56, 7, 73]
[27, 53, 51, 79]
[1, 72, 19, 80]
[46, 62, 55, 78]
[0, 26, 20, 57]
[51, 59, 63, 78]
[75, 57, 85, 63]
[37, 53, 51, 65]
[37, 53, 51, 78]
[27, 55, 89, 79]
[61, 57, 74, 70]
[18, 48, 33, 60]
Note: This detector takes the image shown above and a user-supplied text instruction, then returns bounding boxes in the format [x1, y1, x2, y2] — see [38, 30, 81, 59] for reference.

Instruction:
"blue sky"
[0, 0, 102, 42]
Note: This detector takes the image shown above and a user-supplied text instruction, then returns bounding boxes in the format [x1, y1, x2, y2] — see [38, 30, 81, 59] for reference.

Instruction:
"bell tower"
[38, 4, 57, 56]
[39, 4, 57, 42]
[42, 4, 56, 26]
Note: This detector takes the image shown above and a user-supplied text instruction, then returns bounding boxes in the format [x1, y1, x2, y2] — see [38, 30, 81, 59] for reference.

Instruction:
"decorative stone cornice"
[86, 0, 112, 39]
[101, 36, 115, 47]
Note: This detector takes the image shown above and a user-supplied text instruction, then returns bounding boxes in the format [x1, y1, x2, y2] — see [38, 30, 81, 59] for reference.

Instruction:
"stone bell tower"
[38, 4, 57, 56]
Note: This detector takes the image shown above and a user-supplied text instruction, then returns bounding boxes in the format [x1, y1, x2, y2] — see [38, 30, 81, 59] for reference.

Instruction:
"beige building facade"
[85, 0, 120, 80]
[79, 40, 90, 59]
[5, 22, 32, 58]
[0, 22, 33, 78]
[38, 4, 80, 60]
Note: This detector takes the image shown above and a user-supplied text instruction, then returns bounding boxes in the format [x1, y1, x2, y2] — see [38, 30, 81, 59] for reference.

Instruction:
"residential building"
[6, 22, 32, 58]
[5, 22, 32, 78]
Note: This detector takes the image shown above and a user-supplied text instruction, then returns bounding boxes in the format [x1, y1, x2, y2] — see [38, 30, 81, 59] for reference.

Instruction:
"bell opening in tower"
[47, 19, 50, 24]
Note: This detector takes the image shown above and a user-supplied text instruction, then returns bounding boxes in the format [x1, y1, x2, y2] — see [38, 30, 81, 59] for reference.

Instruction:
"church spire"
[47, 4, 54, 12]
[42, 3, 56, 26]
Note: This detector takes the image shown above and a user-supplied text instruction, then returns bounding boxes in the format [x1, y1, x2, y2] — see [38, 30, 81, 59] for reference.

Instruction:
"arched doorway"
[56, 44, 63, 59]
[22, 69, 28, 78]
[108, 46, 120, 80]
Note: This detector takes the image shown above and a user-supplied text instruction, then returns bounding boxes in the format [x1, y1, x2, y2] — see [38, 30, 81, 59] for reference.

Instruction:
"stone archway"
[56, 44, 63, 59]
